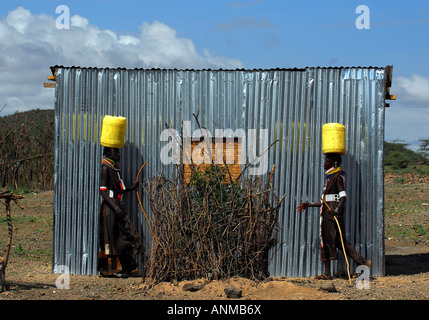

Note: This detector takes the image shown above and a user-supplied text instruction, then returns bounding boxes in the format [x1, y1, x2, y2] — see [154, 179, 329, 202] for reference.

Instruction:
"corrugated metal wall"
[52, 67, 387, 277]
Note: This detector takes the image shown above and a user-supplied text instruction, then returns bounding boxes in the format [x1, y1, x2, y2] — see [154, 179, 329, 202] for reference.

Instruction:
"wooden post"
[0, 199, 12, 292]
[0, 191, 24, 292]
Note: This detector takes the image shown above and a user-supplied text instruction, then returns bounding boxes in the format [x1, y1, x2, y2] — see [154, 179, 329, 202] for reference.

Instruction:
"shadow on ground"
[386, 252, 429, 276]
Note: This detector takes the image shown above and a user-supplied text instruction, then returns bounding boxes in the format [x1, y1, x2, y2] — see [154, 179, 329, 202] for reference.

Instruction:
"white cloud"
[386, 74, 429, 149]
[392, 74, 429, 106]
[6, 5, 32, 33]
[385, 105, 429, 150]
[119, 35, 140, 46]
[71, 15, 89, 29]
[0, 7, 243, 114]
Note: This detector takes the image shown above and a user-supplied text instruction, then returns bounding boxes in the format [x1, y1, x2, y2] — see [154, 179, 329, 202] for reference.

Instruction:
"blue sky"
[1, 0, 428, 149]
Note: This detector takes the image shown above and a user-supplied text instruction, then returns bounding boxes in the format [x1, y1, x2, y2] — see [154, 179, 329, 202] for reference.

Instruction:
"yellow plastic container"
[322, 123, 346, 155]
[100, 115, 127, 148]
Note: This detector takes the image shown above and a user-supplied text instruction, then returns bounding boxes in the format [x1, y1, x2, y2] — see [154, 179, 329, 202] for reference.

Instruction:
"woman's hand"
[297, 202, 310, 213]
[131, 181, 139, 190]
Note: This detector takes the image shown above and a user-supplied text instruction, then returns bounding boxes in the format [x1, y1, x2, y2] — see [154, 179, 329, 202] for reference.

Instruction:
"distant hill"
[0, 109, 54, 137]
[0, 109, 54, 190]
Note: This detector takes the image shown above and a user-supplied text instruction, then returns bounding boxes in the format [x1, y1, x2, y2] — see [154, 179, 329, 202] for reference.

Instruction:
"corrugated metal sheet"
[52, 66, 387, 277]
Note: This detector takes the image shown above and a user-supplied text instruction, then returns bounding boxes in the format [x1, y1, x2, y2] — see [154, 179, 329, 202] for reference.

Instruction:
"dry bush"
[0, 111, 54, 190]
[143, 157, 285, 286]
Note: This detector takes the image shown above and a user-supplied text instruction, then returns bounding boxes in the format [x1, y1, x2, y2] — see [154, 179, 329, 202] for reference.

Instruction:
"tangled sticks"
[0, 190, 24, 292]
[143, 162, 285, 286]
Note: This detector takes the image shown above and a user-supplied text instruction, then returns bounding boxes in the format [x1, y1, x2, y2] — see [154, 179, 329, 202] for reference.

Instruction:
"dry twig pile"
[143, 161, 285, 286]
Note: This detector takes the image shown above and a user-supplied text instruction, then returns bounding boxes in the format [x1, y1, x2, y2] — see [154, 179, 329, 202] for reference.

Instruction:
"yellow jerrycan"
[100, 115, 127, 148]
[322, 123, 346, 155]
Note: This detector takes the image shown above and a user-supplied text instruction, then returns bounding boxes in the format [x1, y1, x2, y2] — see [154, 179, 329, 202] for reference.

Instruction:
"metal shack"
[49, 66, 394, 277]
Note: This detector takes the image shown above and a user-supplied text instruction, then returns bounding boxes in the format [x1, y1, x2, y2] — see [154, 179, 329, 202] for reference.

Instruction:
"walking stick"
[135, 161, 153, 236]
[320, 196, 352, 285]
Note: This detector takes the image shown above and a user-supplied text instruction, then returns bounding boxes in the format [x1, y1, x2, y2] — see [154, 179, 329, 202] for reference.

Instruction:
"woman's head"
[324, 153, 342, 170]
[103, 147, 120, 163]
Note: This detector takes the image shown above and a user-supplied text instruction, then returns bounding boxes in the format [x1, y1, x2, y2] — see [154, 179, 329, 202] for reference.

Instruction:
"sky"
[0, 0, 428, 150]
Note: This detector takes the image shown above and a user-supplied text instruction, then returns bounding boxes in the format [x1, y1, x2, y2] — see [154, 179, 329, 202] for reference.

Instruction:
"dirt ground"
[0, 173, 428, 303]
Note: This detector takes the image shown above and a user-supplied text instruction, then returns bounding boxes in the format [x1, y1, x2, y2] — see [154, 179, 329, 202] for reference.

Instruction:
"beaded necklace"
[101, 157, 119, 171]
[325, 166, 342, 180]
[101, 156, 126, 191]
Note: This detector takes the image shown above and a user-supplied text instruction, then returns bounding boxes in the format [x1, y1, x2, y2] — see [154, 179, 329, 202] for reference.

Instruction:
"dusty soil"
[0, 173, 428, 303]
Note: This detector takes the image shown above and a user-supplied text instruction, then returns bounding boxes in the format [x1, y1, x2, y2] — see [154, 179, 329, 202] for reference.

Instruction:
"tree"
[418, 139, 429, 162]
[384, 140, 427, 169]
